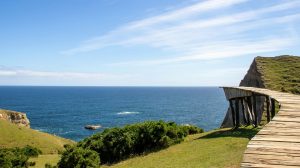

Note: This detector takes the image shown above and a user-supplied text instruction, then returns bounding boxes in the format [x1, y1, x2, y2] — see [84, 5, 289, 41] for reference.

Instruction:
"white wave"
[117, 111, 140, 115]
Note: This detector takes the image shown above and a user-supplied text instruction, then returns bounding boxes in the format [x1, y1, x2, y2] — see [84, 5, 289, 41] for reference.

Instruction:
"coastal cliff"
[239, 57, 264, 88]
[0, 109, 30, 127]
[221, 55, 300, 128]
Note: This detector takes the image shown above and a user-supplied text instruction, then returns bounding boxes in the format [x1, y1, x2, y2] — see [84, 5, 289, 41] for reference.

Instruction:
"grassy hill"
[0, 119, 74, 154]
[103, 127, 258, 168]
[255, 55, 300, 94]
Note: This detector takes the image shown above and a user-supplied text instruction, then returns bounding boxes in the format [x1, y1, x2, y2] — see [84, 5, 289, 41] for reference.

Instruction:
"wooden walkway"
[227, 87, 300, 168]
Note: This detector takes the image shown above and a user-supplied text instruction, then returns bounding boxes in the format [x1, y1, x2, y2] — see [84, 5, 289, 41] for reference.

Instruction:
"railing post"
[229, 99, 236, 127]
[253, 95, 258, 127]
[241, 98, 247, 125]
[271, 98, 276, 118]
[246, 96, 253, 125]
[235, 98, 240, 128]
[266, 96, 271, 122]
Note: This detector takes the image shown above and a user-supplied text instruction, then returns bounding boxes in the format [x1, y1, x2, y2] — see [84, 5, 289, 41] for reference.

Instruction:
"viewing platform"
[222, 87, 300, 167]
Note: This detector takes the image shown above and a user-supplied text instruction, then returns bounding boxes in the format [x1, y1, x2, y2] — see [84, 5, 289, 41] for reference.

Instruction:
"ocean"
[0, 86, 228, 141]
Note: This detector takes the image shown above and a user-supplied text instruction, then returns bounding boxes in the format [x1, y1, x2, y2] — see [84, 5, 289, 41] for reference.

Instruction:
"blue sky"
[0, 0, 299, 86]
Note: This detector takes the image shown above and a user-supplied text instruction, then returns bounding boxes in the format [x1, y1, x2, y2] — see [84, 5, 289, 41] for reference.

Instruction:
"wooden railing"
[222, 87, 300, 167]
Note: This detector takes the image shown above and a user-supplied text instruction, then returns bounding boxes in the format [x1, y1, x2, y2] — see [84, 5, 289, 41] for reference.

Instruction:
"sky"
[0, 0, 299, 86]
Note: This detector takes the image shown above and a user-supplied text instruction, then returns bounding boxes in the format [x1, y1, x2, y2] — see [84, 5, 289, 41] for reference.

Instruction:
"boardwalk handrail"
[222, 87, 300, 167]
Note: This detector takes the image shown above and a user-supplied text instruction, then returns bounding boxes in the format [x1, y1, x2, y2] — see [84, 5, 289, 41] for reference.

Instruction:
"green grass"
[102, 127, 259, 168]
[0, 119, 74, 154]
[256, 55, 300, 94]
[28, 154, 60, 168]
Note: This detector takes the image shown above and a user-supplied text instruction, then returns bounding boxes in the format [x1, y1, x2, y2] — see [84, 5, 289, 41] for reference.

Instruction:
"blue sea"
[0, 86, 228, 141]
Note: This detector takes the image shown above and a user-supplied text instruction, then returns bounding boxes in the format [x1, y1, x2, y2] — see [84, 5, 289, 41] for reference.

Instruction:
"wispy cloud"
[61, 0, 300, 64]
[0, 67, 132, 85]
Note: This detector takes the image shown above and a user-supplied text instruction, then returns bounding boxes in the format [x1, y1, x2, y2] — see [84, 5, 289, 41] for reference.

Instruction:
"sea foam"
[117, 111, 140, 115]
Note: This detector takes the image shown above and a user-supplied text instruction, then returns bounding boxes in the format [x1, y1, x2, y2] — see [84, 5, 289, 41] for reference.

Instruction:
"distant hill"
[240, 55, 300, 94]
[0, 109, 74, 154]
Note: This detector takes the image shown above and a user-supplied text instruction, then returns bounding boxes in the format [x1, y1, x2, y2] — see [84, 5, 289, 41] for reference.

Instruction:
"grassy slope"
[0, 119, 74, 154]
[256, 55, 300, 94]
[29, 154, 60, 168]
[103, 127, 259, 168]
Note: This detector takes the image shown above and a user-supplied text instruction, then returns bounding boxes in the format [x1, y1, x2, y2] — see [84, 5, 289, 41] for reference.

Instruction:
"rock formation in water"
[0, 109, 30, 127]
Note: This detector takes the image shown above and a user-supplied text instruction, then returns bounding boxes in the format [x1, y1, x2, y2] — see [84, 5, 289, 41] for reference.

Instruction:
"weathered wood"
[253, 95, 258, 127]
[221, 86, 300, 168]
[229, 99, 236, 127]
[271, 98, 276, 118]
[241, 98, 248, 125]
[266, 96, 271, 122]
[235, 98, 240, 127]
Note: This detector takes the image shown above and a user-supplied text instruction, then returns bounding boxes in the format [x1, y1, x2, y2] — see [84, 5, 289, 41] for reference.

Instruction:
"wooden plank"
[223, 87, 300, 167]
[241, 163, 300, 168]
[272, 116, 300, 123]
[252, 135, 300, 143]
[243, 153, 300, 166]
[248, 140, 300, 150]
[245, 146, 300, 155]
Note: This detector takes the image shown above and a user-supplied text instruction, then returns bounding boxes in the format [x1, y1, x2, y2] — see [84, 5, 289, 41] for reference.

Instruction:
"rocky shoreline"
[0, 109, 30, 127]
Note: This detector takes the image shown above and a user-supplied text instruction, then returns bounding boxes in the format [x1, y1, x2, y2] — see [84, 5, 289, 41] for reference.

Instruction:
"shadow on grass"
[198, 127, 260, 140]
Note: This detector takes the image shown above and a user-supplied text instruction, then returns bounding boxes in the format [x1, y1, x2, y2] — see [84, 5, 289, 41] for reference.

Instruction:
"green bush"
[0, 146, 41, 168]
[57, 146, 100, 168]
[45, 163, 57, 168]
[74, 120, 203, 164]
[181, 125, 204, 135]
[22, 145, 42, 157]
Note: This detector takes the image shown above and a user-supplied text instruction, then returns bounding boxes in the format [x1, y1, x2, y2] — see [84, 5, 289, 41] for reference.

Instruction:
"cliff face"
[239, 57, 265, 88]
[221, 55, 300, 128]
[221, 57, 267, 128]
[0, 109, 30, 127]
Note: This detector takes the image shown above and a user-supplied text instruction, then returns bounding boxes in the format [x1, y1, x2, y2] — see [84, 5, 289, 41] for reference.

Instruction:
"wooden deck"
[227, 87, 300, 168]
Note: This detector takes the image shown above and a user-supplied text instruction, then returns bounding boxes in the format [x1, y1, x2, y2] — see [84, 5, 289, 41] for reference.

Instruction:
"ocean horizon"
[0, 86, 227, 141]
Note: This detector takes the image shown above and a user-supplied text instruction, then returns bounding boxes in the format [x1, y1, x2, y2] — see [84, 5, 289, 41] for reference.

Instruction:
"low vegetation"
[57, 121, 203, 167]
[103, 127, 259, 168]
[0, 146, 41, 168]
[256, 55, 300, 94]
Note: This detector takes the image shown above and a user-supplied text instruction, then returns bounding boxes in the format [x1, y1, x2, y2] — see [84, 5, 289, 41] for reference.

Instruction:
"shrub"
[73, 120, 203, 164]
[22, 145, 42, 157]
[181, 125, 204, 135]
[58, 146, 100, 168]
[45, 163, 57, 168]
[0, 146, 41, 168]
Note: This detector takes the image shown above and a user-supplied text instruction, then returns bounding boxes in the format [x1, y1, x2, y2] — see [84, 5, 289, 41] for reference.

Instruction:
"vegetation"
[103, 127, 259, 168]
[28, 155, 60, 168]
[57, 121, 203, 167]
[256, 55, 300, 94]
[0, 119, 74, 154]
[58, 146, 100, 168]
[0, 146, 42, 168]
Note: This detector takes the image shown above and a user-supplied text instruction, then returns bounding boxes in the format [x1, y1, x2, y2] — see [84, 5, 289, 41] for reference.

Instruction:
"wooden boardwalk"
[228, 87, 300, 168]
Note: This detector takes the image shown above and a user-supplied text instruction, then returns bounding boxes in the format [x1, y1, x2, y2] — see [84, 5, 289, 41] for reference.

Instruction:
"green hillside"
[103, 127, 258, 168]
[256, 55, 300, 94]
[0, 119, 74, 154]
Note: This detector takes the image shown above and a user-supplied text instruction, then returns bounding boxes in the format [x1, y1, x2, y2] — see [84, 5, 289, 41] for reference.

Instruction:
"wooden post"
[235, 98, 240, 128]
[271, 98, 276, 118]
[246, 96, 253, 125]
[229, 99, 236, 127]
[253, 95, 258, 127]
[241, 98, 247, 125]
[266, 96, 271, 122]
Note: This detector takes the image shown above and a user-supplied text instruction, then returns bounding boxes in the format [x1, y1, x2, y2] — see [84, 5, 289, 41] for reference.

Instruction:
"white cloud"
[61, 0, 300, 65]
[0, 68, 132, 86]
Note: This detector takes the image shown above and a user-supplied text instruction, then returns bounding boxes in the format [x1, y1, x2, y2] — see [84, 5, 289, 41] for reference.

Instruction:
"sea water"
[0, 86, 228, 141]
